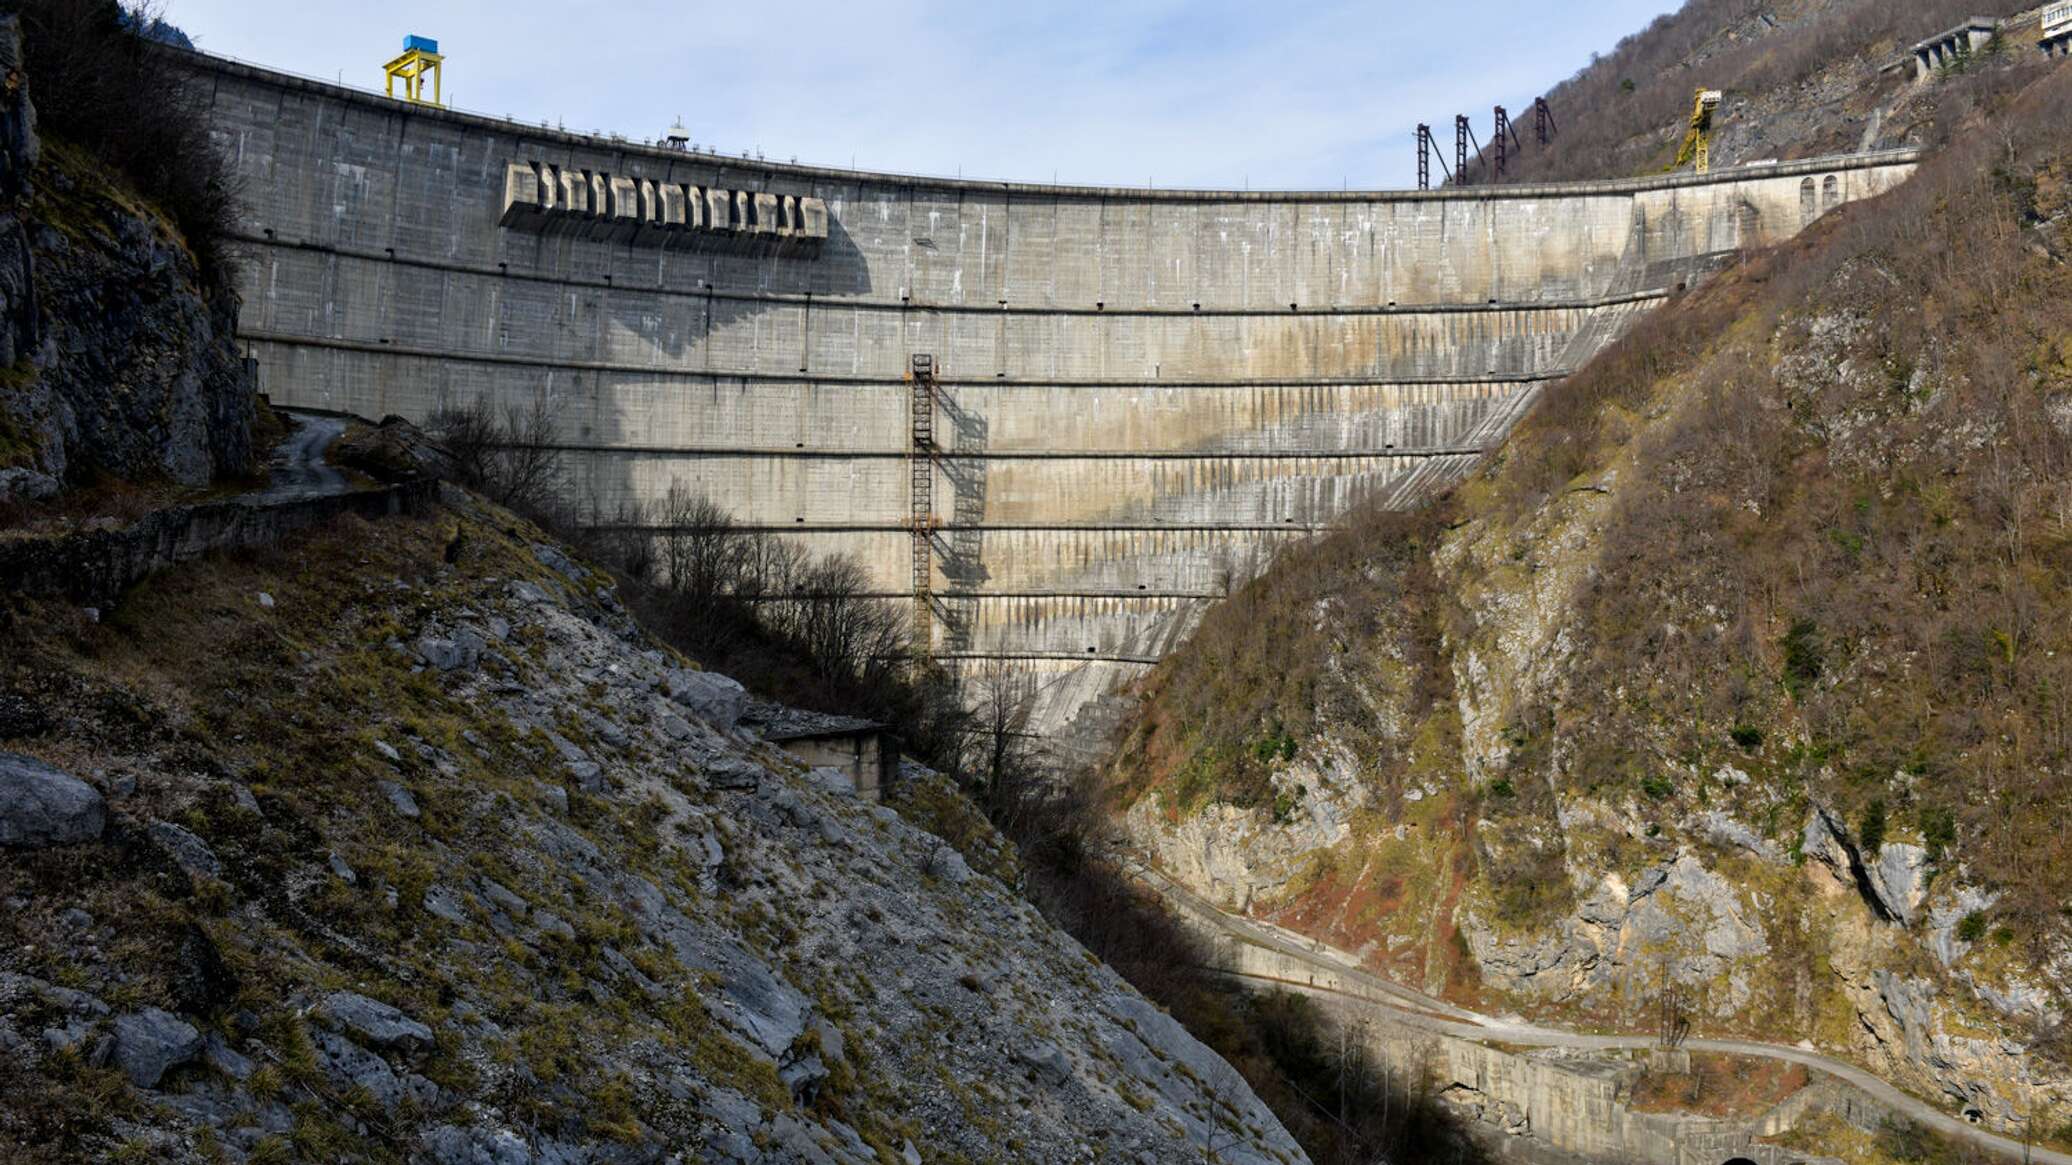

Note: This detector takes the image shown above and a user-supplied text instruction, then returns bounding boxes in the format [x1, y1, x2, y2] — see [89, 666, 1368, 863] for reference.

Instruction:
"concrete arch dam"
[191, 53, 1919, 733]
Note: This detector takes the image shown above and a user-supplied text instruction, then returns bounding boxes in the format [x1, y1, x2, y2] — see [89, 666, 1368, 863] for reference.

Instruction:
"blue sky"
[164, 0, 1680, 189]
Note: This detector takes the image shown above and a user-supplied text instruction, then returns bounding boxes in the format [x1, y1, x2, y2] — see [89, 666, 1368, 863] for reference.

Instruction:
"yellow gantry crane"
[1676, 88, 1725, 174]
[383, 35, 444, 107]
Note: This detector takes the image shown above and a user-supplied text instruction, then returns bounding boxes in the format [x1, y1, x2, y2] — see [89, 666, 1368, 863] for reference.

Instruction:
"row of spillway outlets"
[497, 161, 829, 255]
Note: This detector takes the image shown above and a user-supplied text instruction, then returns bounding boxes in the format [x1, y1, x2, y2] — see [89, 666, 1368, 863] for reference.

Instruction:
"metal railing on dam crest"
[185, 48, 1921, 735]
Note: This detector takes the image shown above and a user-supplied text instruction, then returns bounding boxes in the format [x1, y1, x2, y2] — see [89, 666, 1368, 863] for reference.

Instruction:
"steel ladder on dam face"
[908, 355, 938, 655]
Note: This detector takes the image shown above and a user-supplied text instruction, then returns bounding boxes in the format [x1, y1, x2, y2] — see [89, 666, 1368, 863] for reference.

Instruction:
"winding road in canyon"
[1138, 864, 2070, 1165]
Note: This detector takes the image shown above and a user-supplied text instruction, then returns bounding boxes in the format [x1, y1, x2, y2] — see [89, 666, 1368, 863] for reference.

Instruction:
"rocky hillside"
[0, 9, 253, 506]
[0, 487, 1305, 1164]
[1478, 0, 2039, 183]
[1113, 35, 2072, 1152]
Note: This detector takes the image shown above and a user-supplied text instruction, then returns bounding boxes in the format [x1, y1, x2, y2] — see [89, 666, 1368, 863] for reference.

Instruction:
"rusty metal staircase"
[907, 354, 938, 656]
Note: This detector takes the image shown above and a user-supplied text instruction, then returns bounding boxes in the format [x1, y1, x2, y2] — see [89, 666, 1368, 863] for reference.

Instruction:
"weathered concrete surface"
[187, 49, 1918, 731]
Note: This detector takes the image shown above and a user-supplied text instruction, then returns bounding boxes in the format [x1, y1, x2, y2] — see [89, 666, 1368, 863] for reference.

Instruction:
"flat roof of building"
[746, 702, 888, 742]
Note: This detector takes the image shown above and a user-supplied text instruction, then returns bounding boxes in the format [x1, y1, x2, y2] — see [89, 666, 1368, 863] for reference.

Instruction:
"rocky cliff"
[0, 488, 1304, 1164]
[1112, 42, 2072, 1150]
[0, 13, 252, 504]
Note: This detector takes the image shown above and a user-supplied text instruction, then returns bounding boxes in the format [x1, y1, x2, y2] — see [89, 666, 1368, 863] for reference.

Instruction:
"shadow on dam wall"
[189, 46, 1922, 736]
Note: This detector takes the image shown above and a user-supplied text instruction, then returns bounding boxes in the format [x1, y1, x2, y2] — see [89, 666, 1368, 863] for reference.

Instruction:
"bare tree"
[1328, 1017, 1375, 1129]
[426, 395, 565, 513]
[1656, 982, 1692, 1051]
[581, 496, 655, 583]
[656, 481, 743, 610]
[966, 659, 1039, 830]
[781, 555, 907, 691]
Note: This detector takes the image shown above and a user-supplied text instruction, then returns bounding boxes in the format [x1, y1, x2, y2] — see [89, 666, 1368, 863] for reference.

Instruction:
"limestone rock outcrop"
[0, 14, 252, 500]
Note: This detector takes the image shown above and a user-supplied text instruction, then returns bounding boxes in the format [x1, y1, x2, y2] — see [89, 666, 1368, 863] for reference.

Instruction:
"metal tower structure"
[1535, 96, 1557, 146]
[1493, 106, 1510, 181]
[382, 35, 444, 107]
[1455, 115, 1472, 185]
[1491, 106, 1524, 181]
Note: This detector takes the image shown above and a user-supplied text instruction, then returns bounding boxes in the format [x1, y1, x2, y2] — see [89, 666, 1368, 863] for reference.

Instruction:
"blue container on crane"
[402, 34, 439, 55]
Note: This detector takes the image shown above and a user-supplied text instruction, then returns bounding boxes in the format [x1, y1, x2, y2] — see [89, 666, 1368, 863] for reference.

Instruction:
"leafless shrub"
[425, 396, 565, 514]
[963, 659, 1041, 832]
[655, 481, 743, 611]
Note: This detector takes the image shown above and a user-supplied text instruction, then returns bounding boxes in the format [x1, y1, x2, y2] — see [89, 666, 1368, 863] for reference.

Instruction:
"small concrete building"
[1913, 17, 2000, 78]
[749, 705, 899, 801]
[2042, 1, 2072, 58]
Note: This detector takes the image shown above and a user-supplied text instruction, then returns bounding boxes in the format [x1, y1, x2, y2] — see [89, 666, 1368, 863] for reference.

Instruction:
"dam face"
[191, 54, 1917, 732]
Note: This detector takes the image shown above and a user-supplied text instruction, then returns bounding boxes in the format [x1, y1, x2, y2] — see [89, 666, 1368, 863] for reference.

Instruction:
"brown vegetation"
[1111, 15, 2072, 1039]
[1629, 1051, 1807, 1118]
[1542, 59, 2072, 946]
[1111, 502, 1457, 814]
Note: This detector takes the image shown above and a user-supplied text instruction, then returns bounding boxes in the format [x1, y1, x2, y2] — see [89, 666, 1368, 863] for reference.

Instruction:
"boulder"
[379, 780, 420, 819]
[146, 819, 221, 879]
[706, 756, 762, 791]
[1014, 1039, 1074, 1087]
[316, 991, 433, 1053]
[0, 466, 58, 501]
[0, 752, 104, 847]
[111, 1007, 202, 1088]
[312, 1029, 407, 1109]
[416, 631, 485, 673]
[927, 845, 974, 886]
[531, 542, 586, 583]
[664, 669, 748, 731]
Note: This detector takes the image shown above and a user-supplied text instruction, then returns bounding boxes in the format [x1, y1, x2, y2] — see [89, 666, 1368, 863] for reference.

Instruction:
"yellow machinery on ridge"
[383, 35, 443, 106]
[1676, 87, 1725, 173]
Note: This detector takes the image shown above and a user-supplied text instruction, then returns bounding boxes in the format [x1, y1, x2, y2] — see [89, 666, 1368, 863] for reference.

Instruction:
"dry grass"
[1629, 1051, 1809, 1118]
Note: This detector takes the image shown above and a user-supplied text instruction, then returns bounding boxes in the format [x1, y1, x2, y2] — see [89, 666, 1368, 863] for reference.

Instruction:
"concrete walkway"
[1140, 865, 2071, 1165]
[255, 412, 347, 503]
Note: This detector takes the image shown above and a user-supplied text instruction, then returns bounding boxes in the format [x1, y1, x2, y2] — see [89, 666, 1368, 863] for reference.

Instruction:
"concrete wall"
[188, 51, 1919, 732]
[779, 733, 894, 802]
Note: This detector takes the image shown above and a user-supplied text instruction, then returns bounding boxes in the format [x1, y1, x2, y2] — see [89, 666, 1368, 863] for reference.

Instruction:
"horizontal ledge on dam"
[230, 235, 1673, 317]
[740, 590, 1227, 601]
[928, 651, 1163, 666]
[539, 443, 1490, 461]
[240, 333, 1573, 388]
[178, 53, 1917, 202]
[593, 521, 1340, 534]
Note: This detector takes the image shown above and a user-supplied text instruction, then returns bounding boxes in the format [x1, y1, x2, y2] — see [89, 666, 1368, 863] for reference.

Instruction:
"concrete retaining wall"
[0, 480, 439, 608]
[187, 50, 1919, 730]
